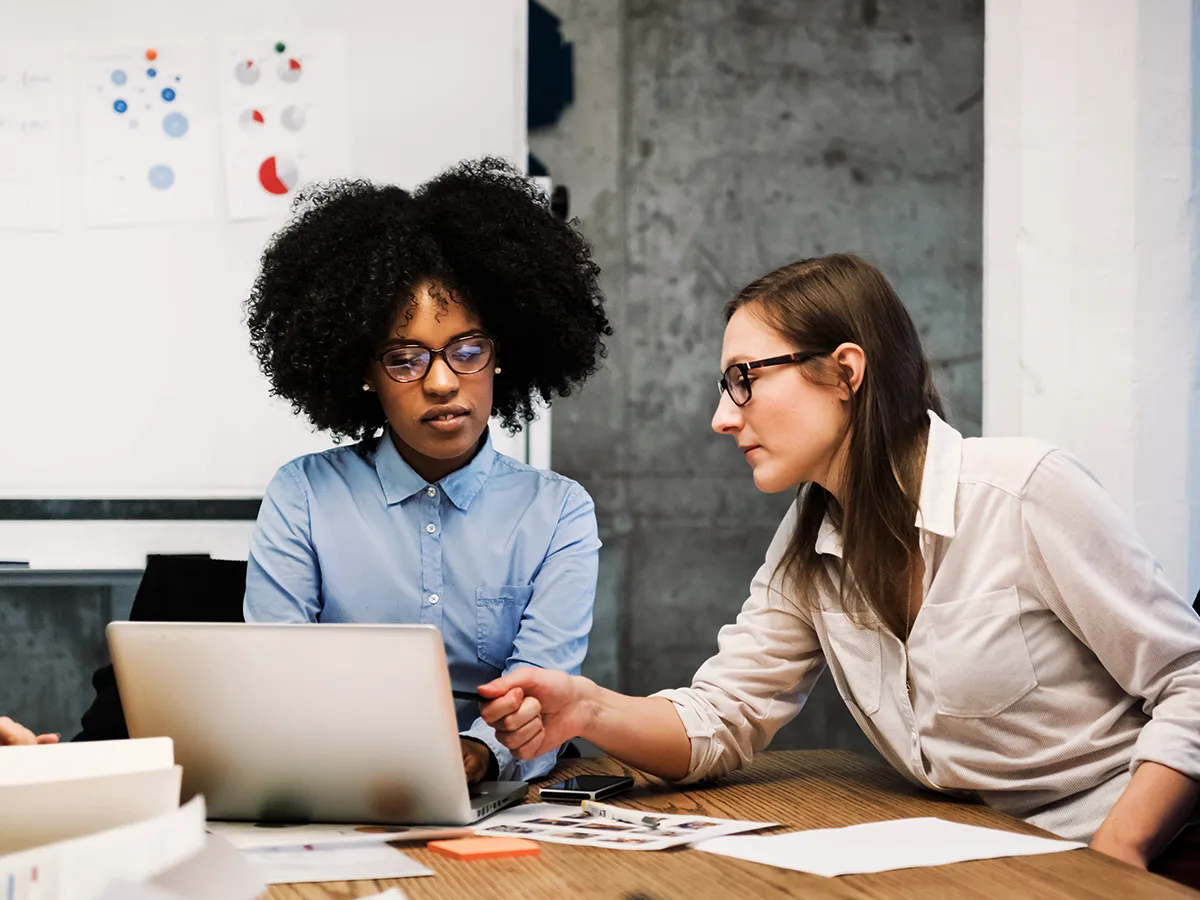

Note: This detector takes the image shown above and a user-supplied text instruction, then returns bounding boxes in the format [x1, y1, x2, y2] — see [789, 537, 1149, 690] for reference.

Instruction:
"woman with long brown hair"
[478, 253, 1200, 872]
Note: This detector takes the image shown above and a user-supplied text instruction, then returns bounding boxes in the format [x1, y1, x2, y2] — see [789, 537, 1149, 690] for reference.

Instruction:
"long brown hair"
[726, 254, 943, 635]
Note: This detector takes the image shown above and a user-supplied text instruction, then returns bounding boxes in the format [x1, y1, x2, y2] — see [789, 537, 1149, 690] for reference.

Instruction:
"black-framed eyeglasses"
[717, 351, 828, 407]
[375, 334, 496, 384]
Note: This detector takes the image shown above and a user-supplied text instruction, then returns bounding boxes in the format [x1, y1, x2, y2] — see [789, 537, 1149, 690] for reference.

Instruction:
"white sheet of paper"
[218, 34, 351, 220]
[97, 881, 182, 900]
[0, 795, 207, 900]
[474, 802, 777, 851]
[151, 833, 265, 900]
[356, 890, 408, 900]
[0, 43, 66, 230]
[0, 765, 183, 853]
[244, 843, 433, 885]
[0, 737, 174, 785]
[208, 820, 471, 850]
[696, 817, 1086, 877]
[79, 42, 219, 226]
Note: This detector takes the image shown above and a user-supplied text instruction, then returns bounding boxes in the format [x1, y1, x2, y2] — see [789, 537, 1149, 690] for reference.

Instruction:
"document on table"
[474, 802, 777, 851]
[243, 843, 434, 885]
[100, 832, 264, 900]
[208, 820, 471, 850]
[695, 816, 1086, 876]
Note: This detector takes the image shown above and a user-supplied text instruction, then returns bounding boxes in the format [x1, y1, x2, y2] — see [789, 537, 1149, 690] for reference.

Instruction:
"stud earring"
[494, 367, 502, 374]
[362, 383, 371, 392]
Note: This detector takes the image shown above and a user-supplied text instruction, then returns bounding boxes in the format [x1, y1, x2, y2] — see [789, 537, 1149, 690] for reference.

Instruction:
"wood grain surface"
[265, 750, 1198, 900]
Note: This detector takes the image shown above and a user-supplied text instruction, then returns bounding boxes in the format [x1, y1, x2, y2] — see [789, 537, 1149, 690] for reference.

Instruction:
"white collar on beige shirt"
[814, 410, 963, 559]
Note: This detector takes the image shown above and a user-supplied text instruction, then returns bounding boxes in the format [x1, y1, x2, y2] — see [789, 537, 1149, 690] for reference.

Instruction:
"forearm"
[578, 679, 692, 781]
[1092, 762, 1199, 866]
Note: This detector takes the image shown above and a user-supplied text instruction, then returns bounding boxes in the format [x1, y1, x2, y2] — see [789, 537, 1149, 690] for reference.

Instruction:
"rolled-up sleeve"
[654, 503, 827, 783]
[471, 483, 601, 782]
[1021, 450, 1200, 782]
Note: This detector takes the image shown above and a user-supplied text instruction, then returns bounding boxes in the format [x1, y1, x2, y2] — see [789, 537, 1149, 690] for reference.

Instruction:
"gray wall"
[0, 0, 983, 753]
[542, 0, 983, 753]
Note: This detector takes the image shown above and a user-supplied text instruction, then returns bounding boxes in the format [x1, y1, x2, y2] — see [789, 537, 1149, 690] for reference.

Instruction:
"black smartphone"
[539, 774, 635, 802]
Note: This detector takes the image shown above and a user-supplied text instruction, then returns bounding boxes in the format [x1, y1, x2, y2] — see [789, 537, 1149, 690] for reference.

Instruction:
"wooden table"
[267, 750, 1198, 899]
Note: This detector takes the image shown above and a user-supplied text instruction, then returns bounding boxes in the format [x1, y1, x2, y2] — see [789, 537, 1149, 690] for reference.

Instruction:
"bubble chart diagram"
[277, 57, 302, 83]
[280, 105, 305, 131]
[234, 60, 260, 85]
[148, 164, 174, 190]
[258, 156, 298, 195]
[162, 112, 189, 138]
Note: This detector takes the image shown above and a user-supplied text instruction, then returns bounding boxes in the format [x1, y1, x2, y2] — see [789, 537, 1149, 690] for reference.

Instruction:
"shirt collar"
[814, 410, 963, 559]
[373, 429, 497, 512]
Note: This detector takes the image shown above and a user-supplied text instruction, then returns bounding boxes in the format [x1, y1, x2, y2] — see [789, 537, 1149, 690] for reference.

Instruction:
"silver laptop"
[107, 621, 527, 824]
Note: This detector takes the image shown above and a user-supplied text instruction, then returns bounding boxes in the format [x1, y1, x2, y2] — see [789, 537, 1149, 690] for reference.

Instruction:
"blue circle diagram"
[111, 70, 127, 86]
[113, 99, 128, 114]
[162, 112, 189, 138]
[161, 87, 176, 102]
[147, 67, 157, 78]
[148, 165, 175, 190]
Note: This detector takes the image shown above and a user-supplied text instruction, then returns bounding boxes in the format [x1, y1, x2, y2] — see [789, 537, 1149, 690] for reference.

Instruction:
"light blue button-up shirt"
[243, 431, 600, 781]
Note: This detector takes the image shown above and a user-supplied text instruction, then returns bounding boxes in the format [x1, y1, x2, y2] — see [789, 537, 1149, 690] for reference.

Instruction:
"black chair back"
[75, 555, 248, 741]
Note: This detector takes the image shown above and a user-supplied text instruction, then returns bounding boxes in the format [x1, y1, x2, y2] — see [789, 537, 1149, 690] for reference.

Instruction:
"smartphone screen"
[550, 776, 631, 793]
[540, 775, 634, 800]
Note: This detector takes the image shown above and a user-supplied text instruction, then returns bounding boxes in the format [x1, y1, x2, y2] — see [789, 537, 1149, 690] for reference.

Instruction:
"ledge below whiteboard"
[0, 521, 256, 571]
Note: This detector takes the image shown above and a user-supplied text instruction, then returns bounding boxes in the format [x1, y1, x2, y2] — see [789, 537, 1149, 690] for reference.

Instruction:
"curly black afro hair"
[245, 157, 611, 445]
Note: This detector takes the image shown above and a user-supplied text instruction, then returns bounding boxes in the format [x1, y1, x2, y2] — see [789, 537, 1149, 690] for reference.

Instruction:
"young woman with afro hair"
[240, 158, 611, 785]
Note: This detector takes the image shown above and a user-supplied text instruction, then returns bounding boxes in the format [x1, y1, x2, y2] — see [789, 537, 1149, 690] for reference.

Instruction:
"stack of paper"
[0, 738, 182, 853]
[0, 741, 265, 899]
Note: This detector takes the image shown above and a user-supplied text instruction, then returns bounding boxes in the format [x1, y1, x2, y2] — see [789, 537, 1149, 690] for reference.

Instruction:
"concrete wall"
[541, 0, 983, 753]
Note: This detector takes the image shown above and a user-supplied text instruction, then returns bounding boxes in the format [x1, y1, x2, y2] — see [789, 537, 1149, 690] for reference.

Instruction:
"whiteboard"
[0, 0, 529, 501]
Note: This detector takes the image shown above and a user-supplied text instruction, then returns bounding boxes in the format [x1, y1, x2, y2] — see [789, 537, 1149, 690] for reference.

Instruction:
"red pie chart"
[239, 108, 266, 130]
[258, 156, 298, 195]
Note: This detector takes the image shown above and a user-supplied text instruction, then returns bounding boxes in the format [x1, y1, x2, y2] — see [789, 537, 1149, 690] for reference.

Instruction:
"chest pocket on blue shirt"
[476, 585, 534, 670]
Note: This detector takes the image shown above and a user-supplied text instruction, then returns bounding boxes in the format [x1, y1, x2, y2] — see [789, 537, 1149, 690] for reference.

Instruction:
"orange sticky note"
[427, 837, 541, 861]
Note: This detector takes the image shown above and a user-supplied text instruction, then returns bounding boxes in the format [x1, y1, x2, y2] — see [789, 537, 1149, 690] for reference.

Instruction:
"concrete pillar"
[984, 0, 1200, 597]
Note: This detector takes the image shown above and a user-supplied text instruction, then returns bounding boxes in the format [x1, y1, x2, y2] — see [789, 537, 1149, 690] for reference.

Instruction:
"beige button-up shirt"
[657, 412, 1200, 841]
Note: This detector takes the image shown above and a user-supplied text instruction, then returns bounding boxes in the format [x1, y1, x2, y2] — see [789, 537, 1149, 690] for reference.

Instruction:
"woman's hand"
[0, 717, 59, 746]
[478, 669, 595, 761]
[460, 738, 493, 783]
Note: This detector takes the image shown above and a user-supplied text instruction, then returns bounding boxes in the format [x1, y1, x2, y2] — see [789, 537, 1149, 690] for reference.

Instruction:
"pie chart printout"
[239, 108, 266, 130]
[234, 60, 259, 85]
[278, 57, 302, 83]
[280, 105, 305, 131]
[258, 156, 298, 195]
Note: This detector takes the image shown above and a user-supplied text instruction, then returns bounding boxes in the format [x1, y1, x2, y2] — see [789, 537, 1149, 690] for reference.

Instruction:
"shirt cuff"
[1131, 719, 1200, 782]
[652, 688, 721, 784]
[462, 717, 514, 781]
[461, 716, 565, 783]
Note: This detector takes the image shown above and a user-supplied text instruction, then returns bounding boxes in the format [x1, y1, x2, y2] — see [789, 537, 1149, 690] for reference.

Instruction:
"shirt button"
[425, 523, 437, 534]
[426, 487, 437, 497]
[428, 594, 440, 604]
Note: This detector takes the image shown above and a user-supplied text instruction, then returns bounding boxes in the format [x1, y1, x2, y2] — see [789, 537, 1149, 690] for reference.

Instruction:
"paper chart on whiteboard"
[219, 35, 351, 221]
[0, 44, 66, 230]
[79, 43, 219, 227]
